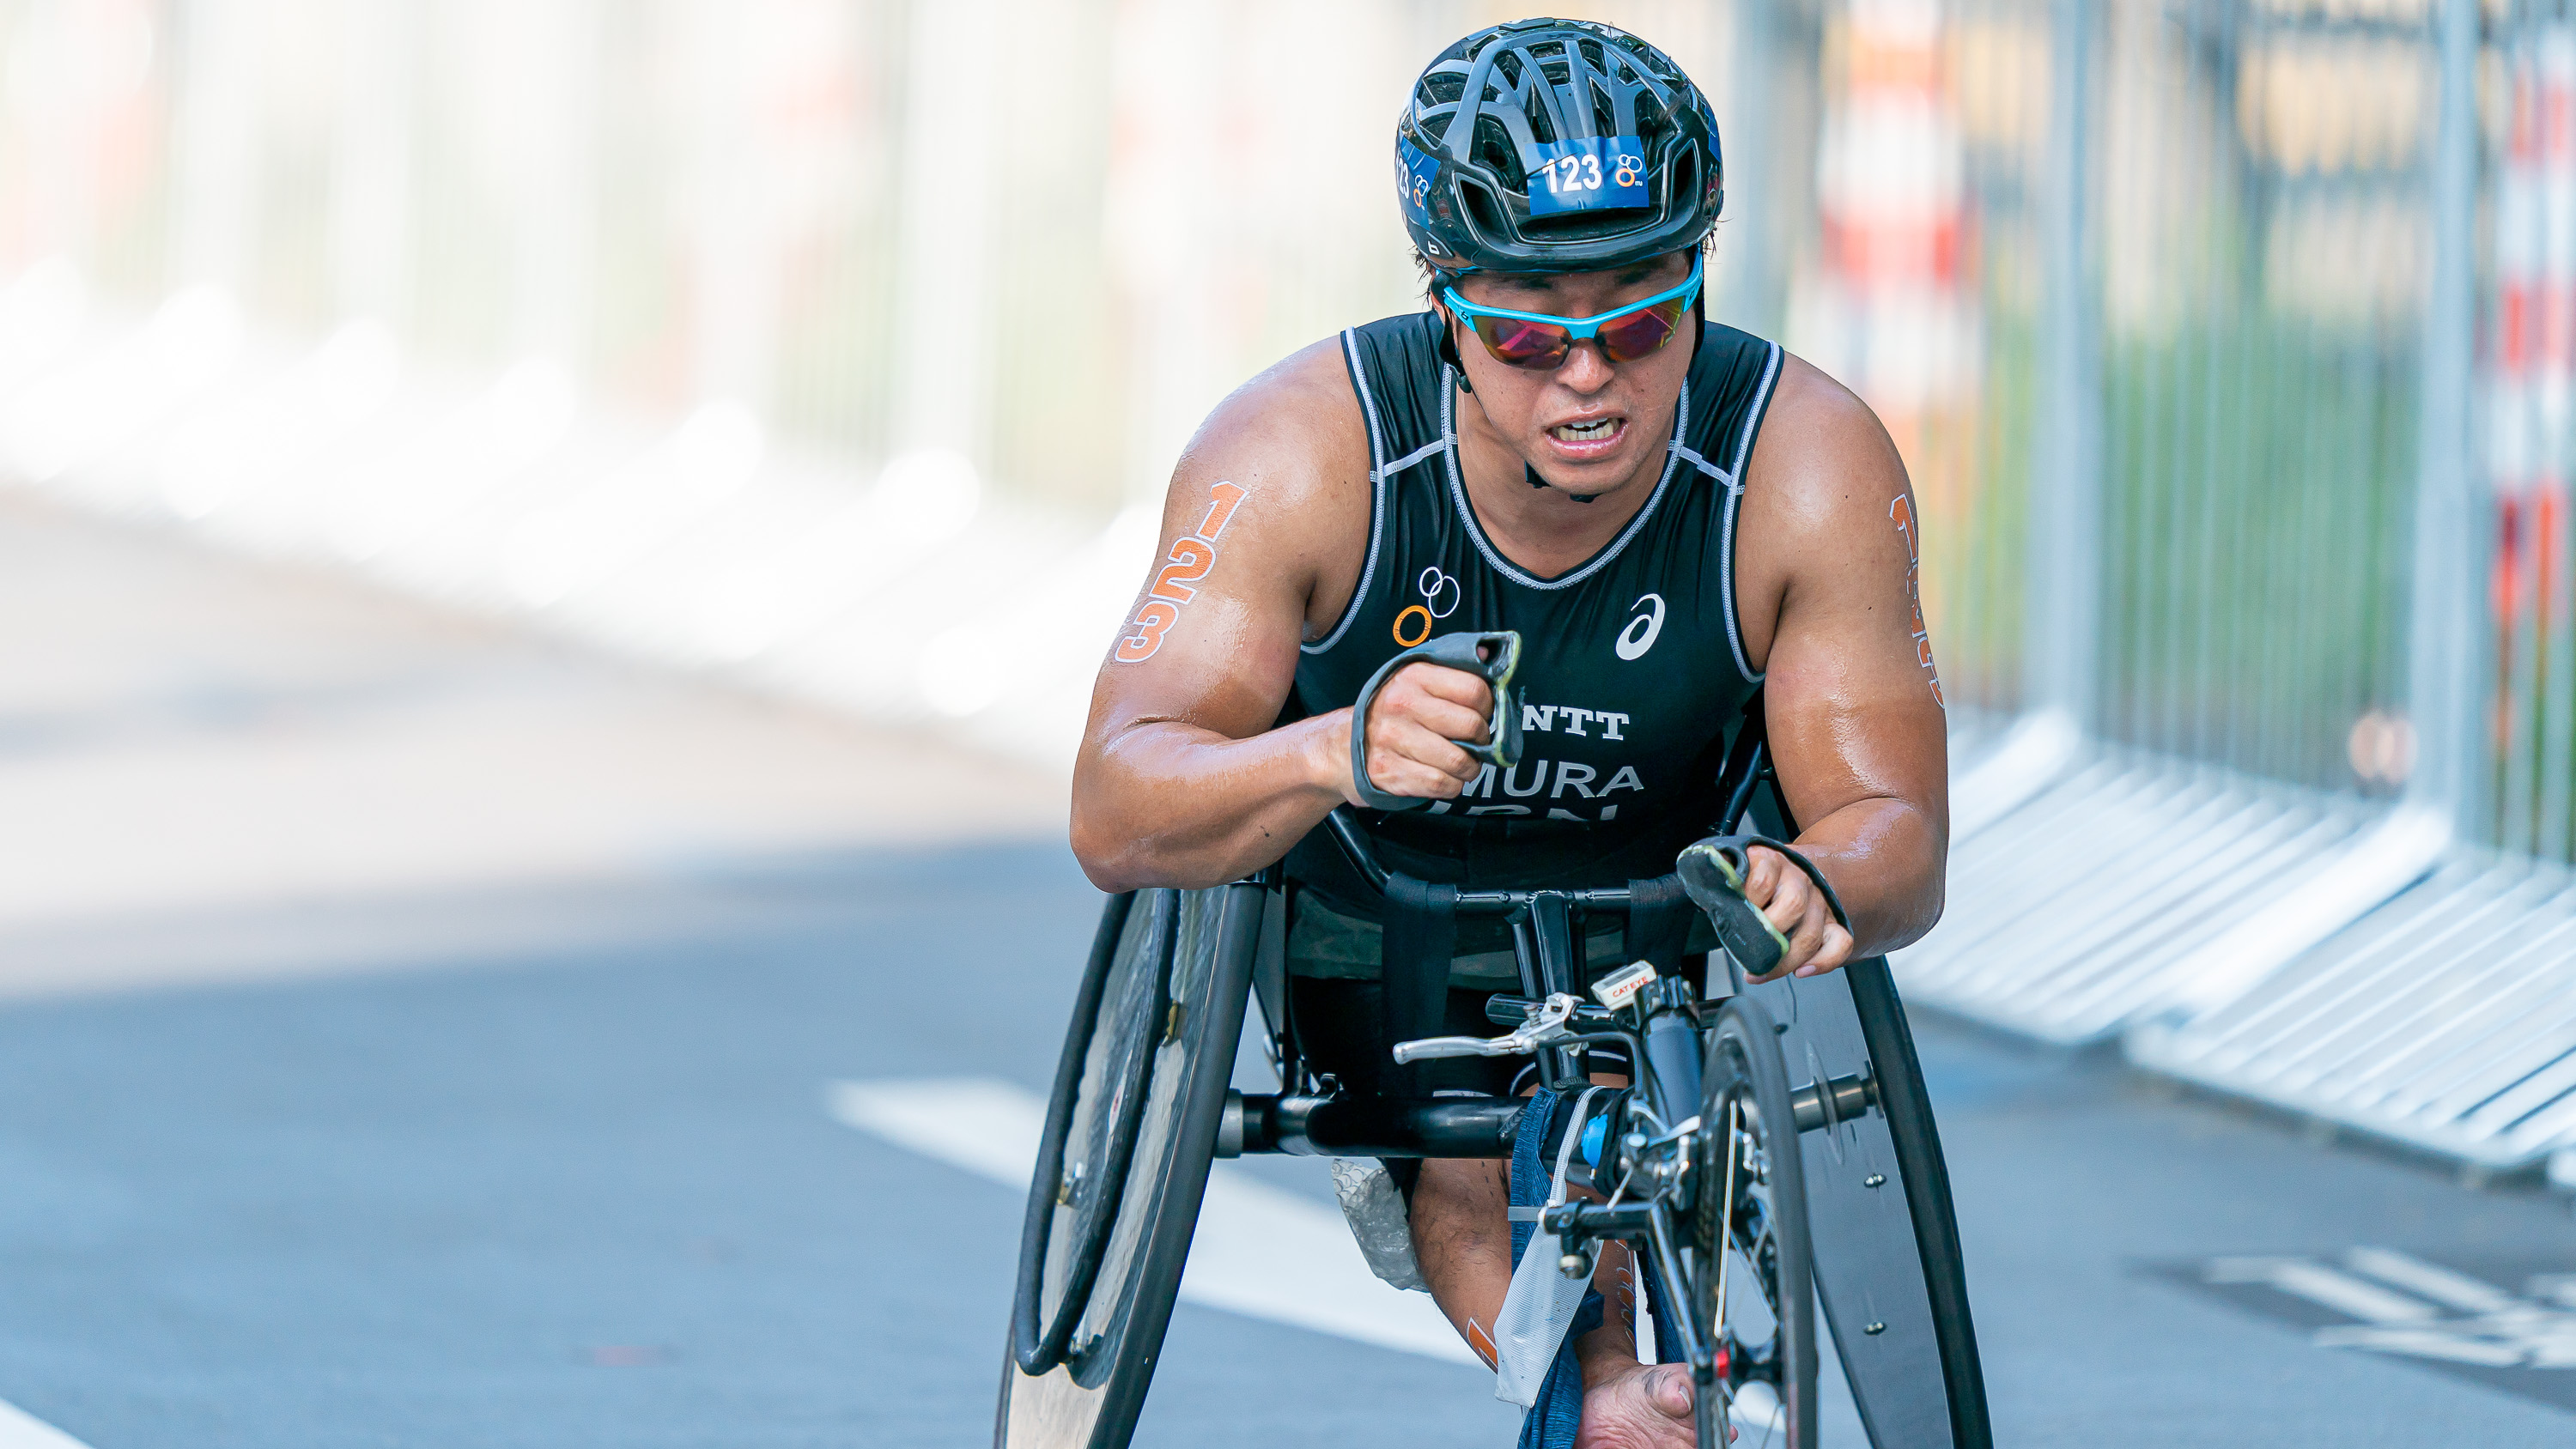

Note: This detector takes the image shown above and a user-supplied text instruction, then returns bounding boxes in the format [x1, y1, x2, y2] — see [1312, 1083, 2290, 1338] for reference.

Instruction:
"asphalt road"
[2, 499, 2573, 1447]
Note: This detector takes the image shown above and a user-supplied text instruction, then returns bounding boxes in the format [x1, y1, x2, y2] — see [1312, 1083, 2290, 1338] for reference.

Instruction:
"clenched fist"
[1335, 661, 1493, 805]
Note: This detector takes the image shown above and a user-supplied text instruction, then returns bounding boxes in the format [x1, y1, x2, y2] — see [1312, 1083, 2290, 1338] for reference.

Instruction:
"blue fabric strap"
[1510, 1090, 1603, 1449]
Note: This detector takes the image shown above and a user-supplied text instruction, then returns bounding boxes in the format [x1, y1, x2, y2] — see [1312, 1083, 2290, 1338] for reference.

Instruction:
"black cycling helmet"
[1398, 18, 1722, 276]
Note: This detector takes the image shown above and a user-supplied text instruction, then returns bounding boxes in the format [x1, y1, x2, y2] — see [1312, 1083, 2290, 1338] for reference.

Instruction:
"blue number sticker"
[1397, 138, 1441, 223]
[1527, 135, 1649, 217]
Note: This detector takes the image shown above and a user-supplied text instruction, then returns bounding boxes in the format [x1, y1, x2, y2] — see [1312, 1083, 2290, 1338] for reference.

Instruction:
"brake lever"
[1391, 991, 1576, 1064]
[1347, 630, 1522, 813]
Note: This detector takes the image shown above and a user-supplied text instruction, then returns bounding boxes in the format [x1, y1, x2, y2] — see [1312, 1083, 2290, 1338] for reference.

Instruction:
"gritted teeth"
[1550, 417, 1623, 442]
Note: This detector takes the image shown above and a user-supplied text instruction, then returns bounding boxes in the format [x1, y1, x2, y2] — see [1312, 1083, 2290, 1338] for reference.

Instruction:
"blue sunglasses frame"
[1441, 252, 1704, 368]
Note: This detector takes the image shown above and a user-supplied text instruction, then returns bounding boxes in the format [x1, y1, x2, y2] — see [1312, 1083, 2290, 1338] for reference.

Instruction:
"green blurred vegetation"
[2099, 312, 2416, 792]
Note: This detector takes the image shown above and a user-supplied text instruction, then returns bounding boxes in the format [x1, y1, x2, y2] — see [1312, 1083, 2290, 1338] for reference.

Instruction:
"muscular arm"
[1731, 356, 1951, 967]
[1070, 344, 1490, 892]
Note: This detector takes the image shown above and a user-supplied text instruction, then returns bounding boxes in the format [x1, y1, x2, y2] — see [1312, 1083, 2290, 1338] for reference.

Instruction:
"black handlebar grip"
[1675, 833, 1853, 979]
[1346, 630, 1522, 813]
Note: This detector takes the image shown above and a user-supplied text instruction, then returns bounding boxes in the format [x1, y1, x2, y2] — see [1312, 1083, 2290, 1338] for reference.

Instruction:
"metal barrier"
[2133, 853, 2576, 1182]
[2134, 0, 2576, 1183]
[1847, 0, 2469, 1046]
[1900, 749, 2395, 1044]
[1845, 0, 2575, 1182]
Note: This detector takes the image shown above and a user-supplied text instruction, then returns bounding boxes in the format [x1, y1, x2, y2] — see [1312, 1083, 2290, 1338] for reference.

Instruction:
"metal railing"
[1827, 0, 2449, 1041]
[2134, 0, 2576, 1186]
[1790, 0, 2574, 1185]
[2485, 5, 2576, 863]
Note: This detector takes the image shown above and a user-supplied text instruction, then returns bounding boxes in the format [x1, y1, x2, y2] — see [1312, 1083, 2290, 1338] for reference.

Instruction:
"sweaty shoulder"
[1728, 352, 1917, 674]
[1172, 336, 1377, 642]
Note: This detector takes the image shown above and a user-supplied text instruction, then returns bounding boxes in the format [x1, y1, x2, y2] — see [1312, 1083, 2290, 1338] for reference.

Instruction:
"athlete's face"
[1440, 249, 1698, 496]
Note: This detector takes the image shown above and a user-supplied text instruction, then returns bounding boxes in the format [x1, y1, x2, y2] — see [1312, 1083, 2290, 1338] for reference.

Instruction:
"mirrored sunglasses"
[1442, 254, 1704, 371]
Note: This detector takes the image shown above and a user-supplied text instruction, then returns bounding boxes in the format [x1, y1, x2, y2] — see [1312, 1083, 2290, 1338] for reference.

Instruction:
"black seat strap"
[1623, 874, 1697, 974]
[1379, 872, 1459, 1096]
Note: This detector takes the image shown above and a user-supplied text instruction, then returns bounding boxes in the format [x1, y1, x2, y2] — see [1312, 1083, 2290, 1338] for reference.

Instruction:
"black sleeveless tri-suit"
[1280, 312, 1786, 1096]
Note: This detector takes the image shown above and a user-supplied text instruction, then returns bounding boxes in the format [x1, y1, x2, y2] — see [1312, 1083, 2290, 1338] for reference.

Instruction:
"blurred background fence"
[4, 0, 2576, 1185]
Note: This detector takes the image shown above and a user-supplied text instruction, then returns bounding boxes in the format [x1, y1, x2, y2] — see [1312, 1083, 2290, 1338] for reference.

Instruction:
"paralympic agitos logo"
[1391, 567, 1460, 647]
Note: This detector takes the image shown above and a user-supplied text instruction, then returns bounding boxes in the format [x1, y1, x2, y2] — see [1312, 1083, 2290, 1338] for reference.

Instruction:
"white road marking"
[829, 1077, 1043, 1186]
[827, 1077, 1478, 1366]
[0, 1399, 92, 1449]
[2311, 1325, 2530, 1367]
[2198, 1252, 2576, 1370]
[2204, 1258, 2442, 1323]
[2344, 1247, 2520, 1315]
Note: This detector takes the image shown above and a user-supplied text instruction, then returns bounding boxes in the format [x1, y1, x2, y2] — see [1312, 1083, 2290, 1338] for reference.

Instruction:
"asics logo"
[1615, 593, 1665, 661]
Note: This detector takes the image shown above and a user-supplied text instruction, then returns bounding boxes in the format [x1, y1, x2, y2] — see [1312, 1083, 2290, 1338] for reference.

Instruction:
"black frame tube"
[1230, 1094, 1522, 1158]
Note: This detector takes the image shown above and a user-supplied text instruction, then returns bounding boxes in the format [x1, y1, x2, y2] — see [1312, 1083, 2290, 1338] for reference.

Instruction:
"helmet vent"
[1457, 176, 1510, 245]
[1473, 117, 1519, 179]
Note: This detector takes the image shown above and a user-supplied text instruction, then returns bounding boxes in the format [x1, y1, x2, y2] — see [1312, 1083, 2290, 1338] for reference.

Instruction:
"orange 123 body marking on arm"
[1889, 495, 1945, 708]
[1115, 481, 1249, 663]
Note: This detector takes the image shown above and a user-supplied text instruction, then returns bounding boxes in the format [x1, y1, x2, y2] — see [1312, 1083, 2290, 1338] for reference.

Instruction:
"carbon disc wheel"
[997, 882, 1259, 1449]
[1693, 996, 1818, 1449]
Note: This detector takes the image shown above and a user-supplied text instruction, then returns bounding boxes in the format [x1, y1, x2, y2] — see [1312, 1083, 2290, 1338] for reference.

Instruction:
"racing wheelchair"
[997, 634, 1990, 1449]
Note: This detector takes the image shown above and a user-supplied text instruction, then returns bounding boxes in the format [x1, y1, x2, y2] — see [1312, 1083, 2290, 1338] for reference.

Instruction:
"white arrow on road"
[827, 1076, 1478, 1366]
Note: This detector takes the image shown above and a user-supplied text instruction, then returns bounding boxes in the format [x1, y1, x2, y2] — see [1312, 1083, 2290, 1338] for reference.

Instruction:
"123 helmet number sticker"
[1115, 481, 1248, 663]
[1528, 135, 1649, 217]
[1396, 138, 1440, 223]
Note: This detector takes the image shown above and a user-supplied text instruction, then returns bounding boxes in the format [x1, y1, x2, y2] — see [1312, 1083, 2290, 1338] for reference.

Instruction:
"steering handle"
[1346, 630, 1523, 813]
[1675, 833, 1851, 979]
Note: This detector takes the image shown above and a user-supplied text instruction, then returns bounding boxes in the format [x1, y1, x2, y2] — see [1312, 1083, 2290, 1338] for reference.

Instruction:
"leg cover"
[1507, 1088, 1603, 1449]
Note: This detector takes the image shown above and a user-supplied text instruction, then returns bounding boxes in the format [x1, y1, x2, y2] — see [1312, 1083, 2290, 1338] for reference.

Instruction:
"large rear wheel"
[1014, 891, 1172, 1374]
[1693, 996, 1818, 1449]
[997, 882, 1260, 1449]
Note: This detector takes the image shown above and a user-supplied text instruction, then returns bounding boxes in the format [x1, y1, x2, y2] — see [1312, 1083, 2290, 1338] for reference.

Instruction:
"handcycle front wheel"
[997, 882, 1260, 1449]
[1693, 995, 1818, 1449]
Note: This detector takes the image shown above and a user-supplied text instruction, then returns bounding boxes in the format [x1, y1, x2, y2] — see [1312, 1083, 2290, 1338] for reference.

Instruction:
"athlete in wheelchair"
[1002, 20, 1985, 1449]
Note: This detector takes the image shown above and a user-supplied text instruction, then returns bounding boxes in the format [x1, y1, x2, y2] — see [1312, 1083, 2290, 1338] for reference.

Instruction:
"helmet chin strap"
[1527, 463, 1600, 504]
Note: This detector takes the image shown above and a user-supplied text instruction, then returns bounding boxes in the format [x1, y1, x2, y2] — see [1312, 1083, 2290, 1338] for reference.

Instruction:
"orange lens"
[1470, 314, 1575, 370]
[1595, 298, 1687, 363]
